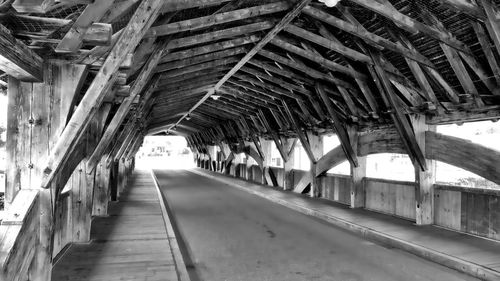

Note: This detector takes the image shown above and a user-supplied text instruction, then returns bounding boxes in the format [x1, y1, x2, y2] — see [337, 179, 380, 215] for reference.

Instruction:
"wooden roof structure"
[2, 0, 500, 179]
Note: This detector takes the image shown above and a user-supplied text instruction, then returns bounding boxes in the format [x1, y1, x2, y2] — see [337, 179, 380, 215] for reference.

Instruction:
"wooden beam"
[161, 35, 260, 63]
[418, 2, 497, 98]
[0, 24, 43, 81]
[473, 21, 500, 86]
[157, 46, 248, 72]
[303, 5, 434, 67]
[161, 0, 231, 13]
[232, 73, 304, 100]
[87, 44, 167, 171]
[157, 57, 238, 75]
[56, 0, 114, 53]
[257, 48, 353, 89]
[41, 0, 164, 189]
[369, 51, 427, 171]
[165, 20, 275, 50]
[258, 109, 288, 162]
[315, 83, 358, 167]
[426, 107, 500, 124]
[146, 2, 290, 38]
[270, 36, 366, 79]
[281, 100, 316, 163]
[228, 79, 299, 101]
[285, 24, 372, 64]
[240, 66, 311, 96]
[12, 0, 54, 13]
[349, 0, 471, 54]
[438, 0, 485, 20]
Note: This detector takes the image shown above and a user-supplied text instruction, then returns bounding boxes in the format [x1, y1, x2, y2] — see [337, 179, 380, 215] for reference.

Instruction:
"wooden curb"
[150, 170, 191, 281]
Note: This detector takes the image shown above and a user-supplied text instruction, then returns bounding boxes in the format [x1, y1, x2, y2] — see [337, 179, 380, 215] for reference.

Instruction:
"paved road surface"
[154, 169, 478, 281]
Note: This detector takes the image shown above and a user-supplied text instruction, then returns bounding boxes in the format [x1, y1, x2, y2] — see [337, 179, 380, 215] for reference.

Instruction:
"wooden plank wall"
[204, 156, 499, 241]
[320, 175, 351, 205]
[364, 178, 416, 221]
[435, 185, 500, 240]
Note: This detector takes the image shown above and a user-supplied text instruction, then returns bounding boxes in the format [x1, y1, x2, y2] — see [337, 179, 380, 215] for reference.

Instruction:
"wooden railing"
[200, 158, 500, 242]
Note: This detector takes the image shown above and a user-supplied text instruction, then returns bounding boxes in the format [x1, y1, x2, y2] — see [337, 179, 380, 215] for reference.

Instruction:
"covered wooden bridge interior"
[0, 0, 500, 280]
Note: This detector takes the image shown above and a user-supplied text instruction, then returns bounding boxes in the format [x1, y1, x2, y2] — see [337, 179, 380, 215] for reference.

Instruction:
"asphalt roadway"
[154, 169, 478, 281]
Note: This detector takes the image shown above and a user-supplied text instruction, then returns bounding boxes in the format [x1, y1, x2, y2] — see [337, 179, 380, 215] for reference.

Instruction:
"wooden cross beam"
[41, 0, 164, 189]
[166, 0, 312, 132]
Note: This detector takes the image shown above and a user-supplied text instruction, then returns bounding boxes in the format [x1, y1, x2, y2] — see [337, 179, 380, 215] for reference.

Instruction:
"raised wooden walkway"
[52, 170, 187, 281]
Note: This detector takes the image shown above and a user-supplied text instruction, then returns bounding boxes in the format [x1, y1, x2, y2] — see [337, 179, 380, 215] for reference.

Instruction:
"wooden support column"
[109, 160, 119, 201]
[283, 138, 297, 190]
[411, 114, 436, 225]
[5, 62, 88, 280]
[117, 158, 127, 199]
[307, 131, 323, 198]
[348, 126, 367, 208]
[260, 138, 275, 186]
[232, 151, 242, 176]
[207, 145, 218, 171]
[92, 154, 112, 216]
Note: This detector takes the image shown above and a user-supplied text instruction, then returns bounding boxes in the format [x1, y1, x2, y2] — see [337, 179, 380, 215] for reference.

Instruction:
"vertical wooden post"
[92, 155, 111, 216]
[5, 77, 30, 206]
[348, 126, 367, 208]
[117, 158, 127, 199]
[5, 63, 88, 280]
[207, 145, 217, 171]
[307, 131, 323, 198]
[411, 114, 436, 225]
[283, 139, 296, 190]
[260, 138, 273, 185]
[109, 160, 119, 201]
[233, 152, 241, 177]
